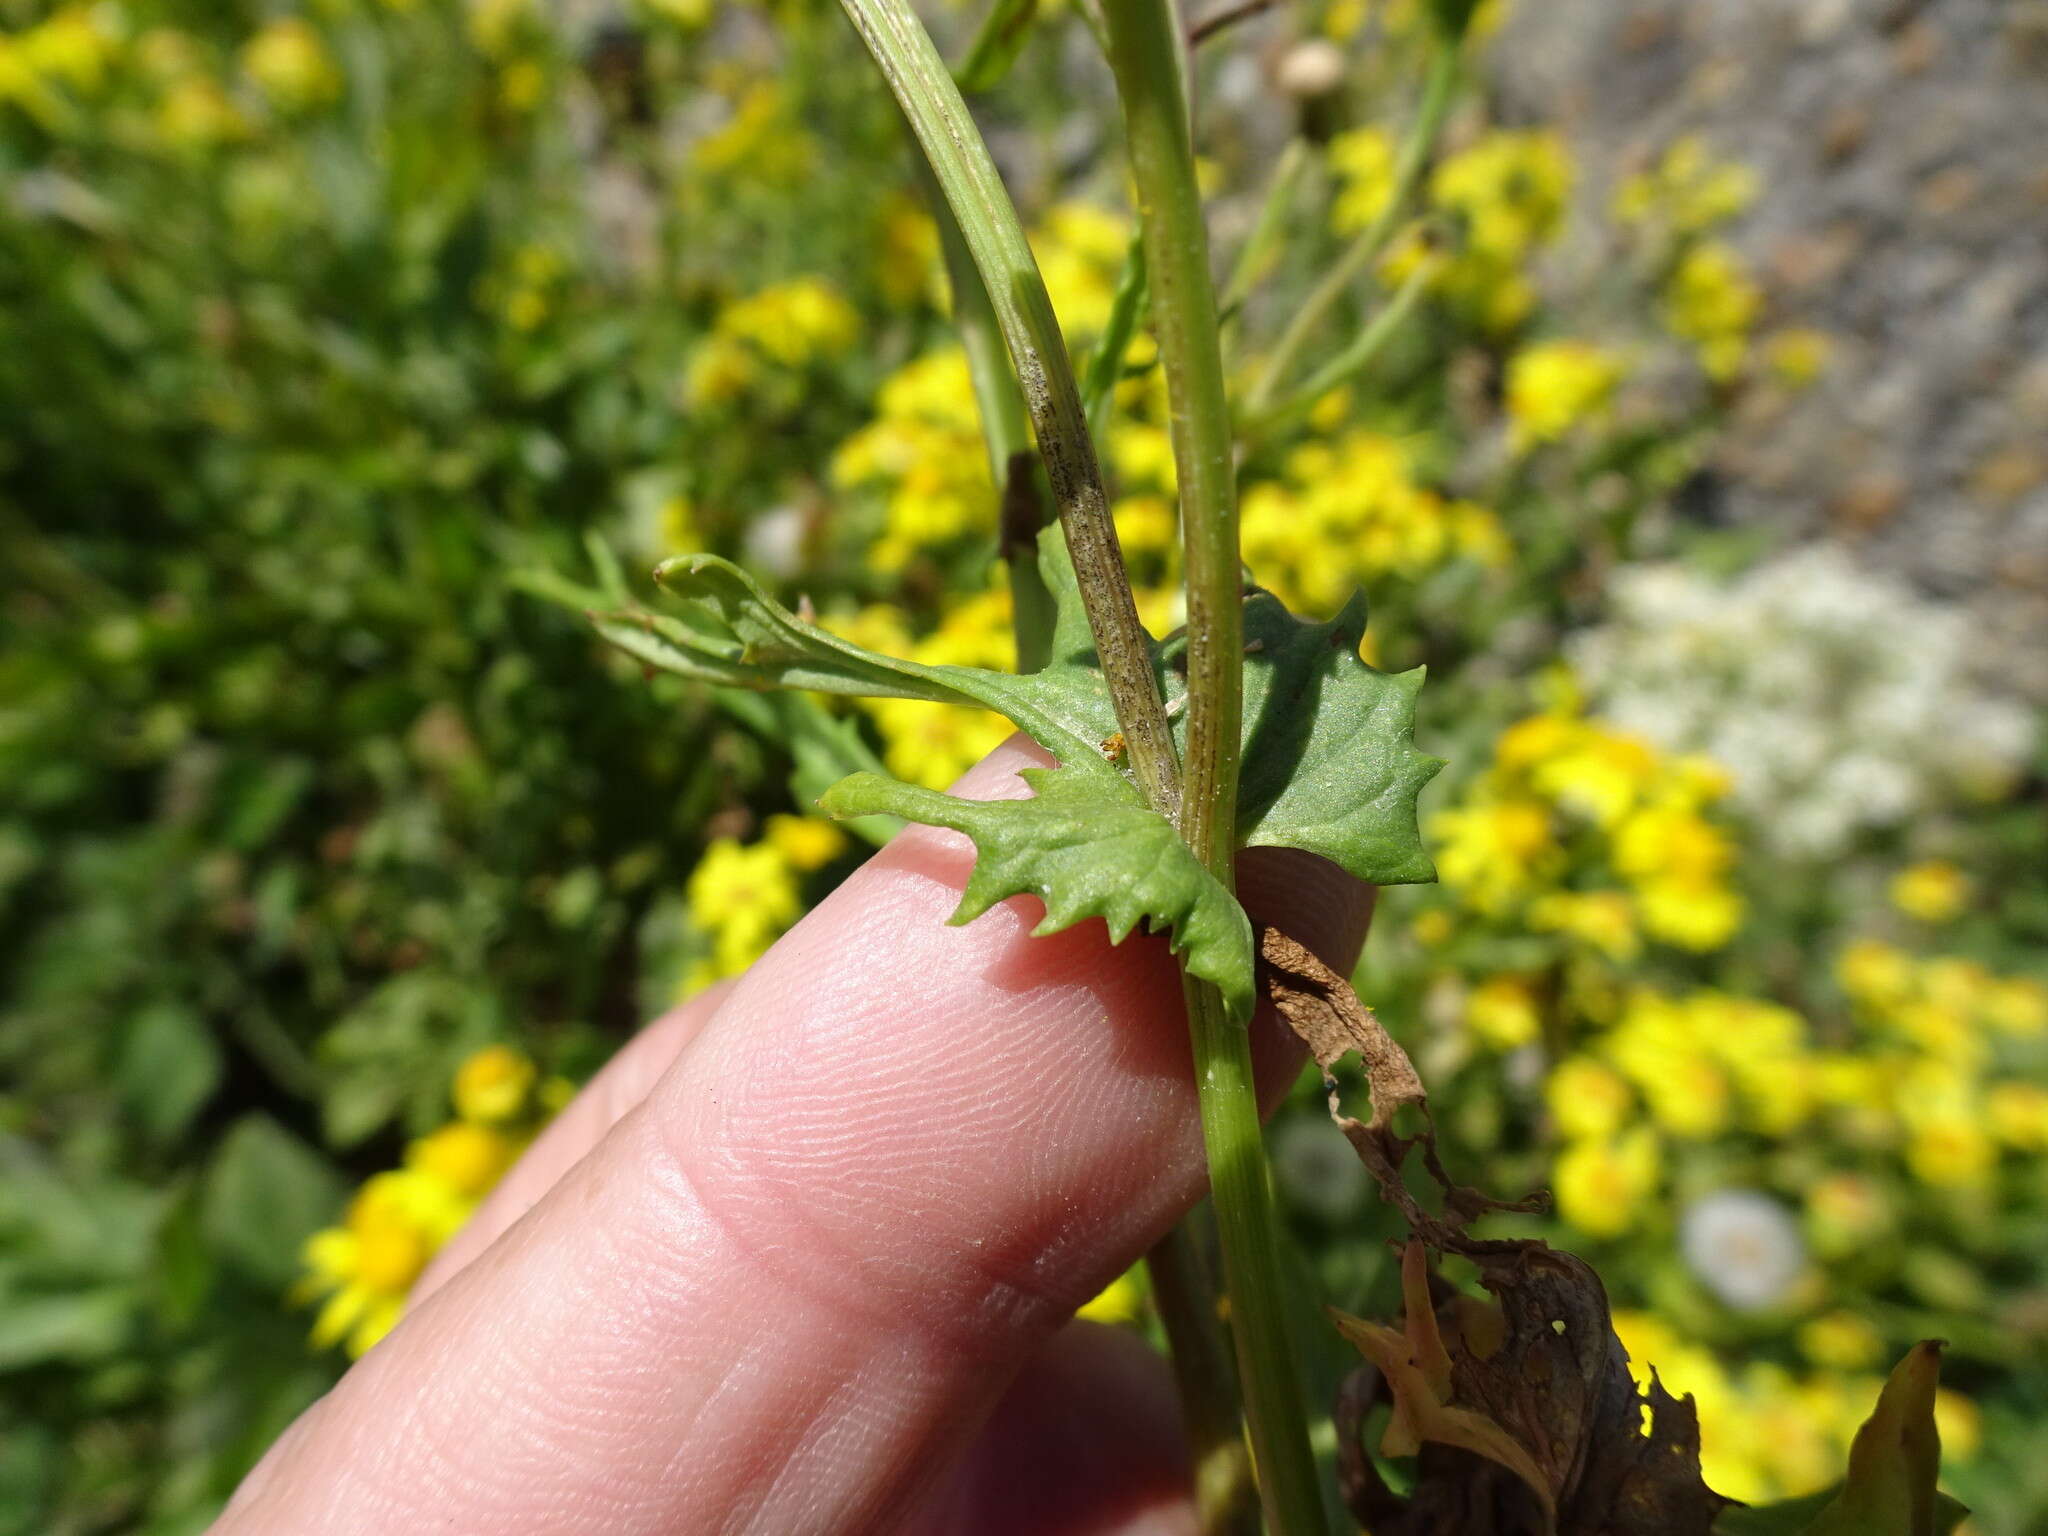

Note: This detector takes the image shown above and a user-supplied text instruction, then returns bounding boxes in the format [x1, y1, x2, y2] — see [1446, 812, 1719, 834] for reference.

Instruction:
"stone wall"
[1491, 0, 2048, 698]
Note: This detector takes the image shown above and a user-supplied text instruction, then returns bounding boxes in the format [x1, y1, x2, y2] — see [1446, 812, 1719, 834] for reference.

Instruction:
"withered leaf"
[1334, 1241, 1728, 1536]
[1257, 925, 1541, 1252]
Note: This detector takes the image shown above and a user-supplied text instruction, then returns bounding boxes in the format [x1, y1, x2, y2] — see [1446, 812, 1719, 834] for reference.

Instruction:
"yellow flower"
[1545, 1056, 1633, 1141]
[1505, 340, 1624, 451]
[1984, 976, 2048, 1035]
[1077, 1267, 1146, 1326]
[1634, 877, 1744, 952]
[1554, 1126, 1661, 1237]
[1664, 242, 1761, 381]
[1762, 328, 1832, 389]
[1530, 723, 1660, 829]
[1429, 798, 1558, 914]
[642, 0, 713, 26]
[1837, 939, 1913, 1010]
[1888, 860, 1970, 924]
[1804, 1173, 1888, 1258]
[155, 76, 245, 146]
[1410, 910, 1453, 948]
[764, 814, 847, 873]
[1605, 992, 1730, 1138]
[1797, 1311, 1884, 1371]
[692, 81, 813, 182]
[1328, 126, 1397, 234]
[1613, 803, 1733, 886]
[453, 1045, 538, 1125]
[1030, 201, 1131, 340]
[716, 276, 858, 367]
[1905, 1116, 1995, 1189]
[1613, 137, 1758, 235]
[1934, 1388, 1982, 1463]
[688, 838, 802, 977]
[1528, 890, 1639, 962]
[406, 1121, 519, 1199]
[300, 1174, 448, 1357]
[242, 18, 341, 110]
[1467, 974, 1542, 1049]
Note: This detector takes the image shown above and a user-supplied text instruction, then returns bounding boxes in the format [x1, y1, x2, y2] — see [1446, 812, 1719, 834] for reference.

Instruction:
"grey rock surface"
[1490, 0, 2048, 700]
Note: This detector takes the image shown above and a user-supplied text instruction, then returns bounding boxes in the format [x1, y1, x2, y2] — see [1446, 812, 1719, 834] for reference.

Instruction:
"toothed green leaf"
[538, 524, 1442, 1016]
[819, 766, 1254, 1019]
[1193, 591, 1444, 886]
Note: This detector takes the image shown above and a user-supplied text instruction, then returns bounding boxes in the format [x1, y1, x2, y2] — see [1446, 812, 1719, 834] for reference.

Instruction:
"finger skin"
[903, 1322, 1199, 1536]
[410, 982, 734, 1306]
[217, 738, 1369, 1535]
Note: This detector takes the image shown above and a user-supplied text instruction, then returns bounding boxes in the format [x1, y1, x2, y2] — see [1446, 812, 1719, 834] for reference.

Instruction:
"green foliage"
[584, 525, 1439, 1017]
[822, 766, 1255, 1015]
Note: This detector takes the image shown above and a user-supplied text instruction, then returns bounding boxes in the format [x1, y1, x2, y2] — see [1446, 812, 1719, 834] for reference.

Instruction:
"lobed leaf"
[819, 766, 1254, 1019]
[553, 526, 1443, 1016]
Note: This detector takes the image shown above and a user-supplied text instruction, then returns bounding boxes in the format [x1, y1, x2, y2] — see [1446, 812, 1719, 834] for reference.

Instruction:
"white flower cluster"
[1570, 545, 2036, 858]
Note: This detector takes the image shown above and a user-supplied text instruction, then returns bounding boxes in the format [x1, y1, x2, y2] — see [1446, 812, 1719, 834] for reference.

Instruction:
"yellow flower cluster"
[682, 815, 848, 991]
[0, 4, 122, 132]
[1613, 136, 1759, 237]
[1663, 242, 1762, 383]
[1889, 858, 1971, 925]
[686, 275, 860, 407]
[1327, 126, 1396, 234]
[690, 78, 814, 183]
[1504, 339, 1625, 451]
[1613, 1311, 1979, 1505]
[1835, 939, 2048, 1188]
[1382, 129, 1573, 333]
[1030, 201, 1133, 340]
[1430, 696, 1744, 951]
[827, 589, 1018, 791]
[1240, 429, 1508, 615]
[1547, 989, 1807, 1235]
[296, 1046, 560, 1357]
[831, 202, 1137, 576]
[241, 18, 340, 113]
[1538, 942, 2047, 1242]
[832, 348, 991, 573]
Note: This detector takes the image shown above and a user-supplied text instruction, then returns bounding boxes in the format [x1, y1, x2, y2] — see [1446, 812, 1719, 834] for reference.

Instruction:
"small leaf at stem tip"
[1782, 1342, 1963, 1536]
[818, 766, 1256, 1020]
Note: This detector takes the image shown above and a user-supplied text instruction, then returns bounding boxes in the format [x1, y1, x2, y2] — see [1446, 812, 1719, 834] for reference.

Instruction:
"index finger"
[217, 738, 1370, 1535]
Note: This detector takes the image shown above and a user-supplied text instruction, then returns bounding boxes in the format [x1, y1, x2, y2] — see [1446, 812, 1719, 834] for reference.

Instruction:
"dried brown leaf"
[1334, 1242, 1729, 1536]
[1257, 924, 1543, 1254]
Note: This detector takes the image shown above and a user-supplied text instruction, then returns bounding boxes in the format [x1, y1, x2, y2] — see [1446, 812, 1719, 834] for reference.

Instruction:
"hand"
[215, 739, 1372, 1535]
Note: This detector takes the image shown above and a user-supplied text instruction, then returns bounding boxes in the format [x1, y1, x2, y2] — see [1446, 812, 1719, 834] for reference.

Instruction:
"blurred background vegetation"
[2, 0, 2044, 1530]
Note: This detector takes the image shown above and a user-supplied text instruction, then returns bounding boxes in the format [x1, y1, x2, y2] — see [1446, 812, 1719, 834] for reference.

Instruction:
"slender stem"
[1188, 0, 1281, 47]
[841, 0, 1181, 812]
[1220, 137, 1308, 321]
[1147, 1214, 1262, 1536]
[1101, 0, 1325, 1530]
[1100, 0, 1238, 872]
[1247, 40, 1458, 416]
[954, 0, 1038, 91]
[1081, 237, 1149, 446]
[914, 152, 1056, 670]
[1240, 252, 1439, 443]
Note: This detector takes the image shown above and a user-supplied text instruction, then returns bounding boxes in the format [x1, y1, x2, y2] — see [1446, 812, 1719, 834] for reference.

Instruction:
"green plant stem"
[1147, 1214, 1262, 1536]
[954, 0, 1038, 91]
[914, 153, 1056, 671]
[1220, 136, 1308, 323]
[840, 0, 1180, 812]
[1101, 0, 1325, 1529]
[1081, 236, 1148, 446]
[1248, 40, 1458, 417]
[1240, 252, 1439, 443]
